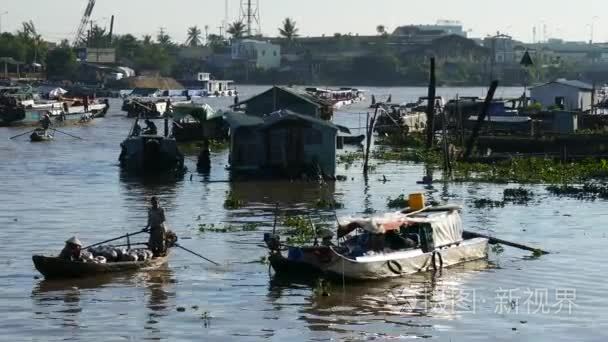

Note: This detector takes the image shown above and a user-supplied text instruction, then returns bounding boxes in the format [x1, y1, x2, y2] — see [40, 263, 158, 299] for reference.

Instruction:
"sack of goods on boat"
[82, 246, 155, 264]
[265, 199, 489, 280]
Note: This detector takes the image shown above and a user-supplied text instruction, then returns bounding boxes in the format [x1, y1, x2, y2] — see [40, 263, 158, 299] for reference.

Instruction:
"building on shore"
[234, 86, 333, 119]
[530, 79, 595, 111]
[224, 110, 338, 178]
[231, 39, 281, 70]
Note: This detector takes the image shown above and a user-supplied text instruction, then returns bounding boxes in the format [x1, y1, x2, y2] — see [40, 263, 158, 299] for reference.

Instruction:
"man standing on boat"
[144, 196, 167, 257]
[59, 237, 82, 261]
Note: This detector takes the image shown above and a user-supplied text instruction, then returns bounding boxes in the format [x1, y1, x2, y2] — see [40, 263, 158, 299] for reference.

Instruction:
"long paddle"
[52, 128, 83, 140]
[83, 229, 147, 249]
[174, 243, 219, 266]
[463, 230, 549, 255]
[9, 129, 36, 140]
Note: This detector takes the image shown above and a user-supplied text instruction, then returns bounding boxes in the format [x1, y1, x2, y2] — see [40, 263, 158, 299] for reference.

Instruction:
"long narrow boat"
[265, 202, 489, 281]
[32, 253, 170, 279]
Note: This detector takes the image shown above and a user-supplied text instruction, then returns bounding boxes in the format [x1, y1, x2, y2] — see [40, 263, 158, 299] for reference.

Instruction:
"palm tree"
[376, 25, 386, 35]
[279, 18, 299, 41]
[185, 26, 202, 47]
[142, 35, 153, 45]
[227, 21, 247, 39]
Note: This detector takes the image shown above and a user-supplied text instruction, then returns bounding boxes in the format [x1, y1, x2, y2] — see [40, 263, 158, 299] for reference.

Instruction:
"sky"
[0, 0, 605, 44]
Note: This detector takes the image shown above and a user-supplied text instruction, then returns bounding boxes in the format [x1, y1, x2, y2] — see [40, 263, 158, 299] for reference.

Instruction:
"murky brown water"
[1, 86, 607, 341]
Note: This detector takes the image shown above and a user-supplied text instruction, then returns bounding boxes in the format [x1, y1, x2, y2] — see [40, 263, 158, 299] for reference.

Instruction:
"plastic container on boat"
[409, 193, 425, 210]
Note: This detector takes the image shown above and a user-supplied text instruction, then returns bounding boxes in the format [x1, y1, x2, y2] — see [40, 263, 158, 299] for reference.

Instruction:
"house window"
[261, 50, 266, 56]
[273, 51, 277, 57]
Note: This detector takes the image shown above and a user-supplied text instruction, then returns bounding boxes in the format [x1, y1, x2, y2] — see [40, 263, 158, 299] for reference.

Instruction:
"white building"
[414, 20, 467, 37]
[530, 79, 594, 111]
[231, 39, 281, 70]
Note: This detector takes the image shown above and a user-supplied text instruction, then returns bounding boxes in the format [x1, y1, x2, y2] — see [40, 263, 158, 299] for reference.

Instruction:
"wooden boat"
[32, 253, 170, 279]
[119, 117, 185, 174]
[265, 202, 489, 281]
[30, 128, 54, 142]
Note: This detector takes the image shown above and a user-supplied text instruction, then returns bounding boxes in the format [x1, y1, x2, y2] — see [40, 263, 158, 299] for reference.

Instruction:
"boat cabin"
[337, 208, 464, 256]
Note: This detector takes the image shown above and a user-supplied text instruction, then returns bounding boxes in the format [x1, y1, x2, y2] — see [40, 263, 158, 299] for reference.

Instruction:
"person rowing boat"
[143, 196, 167, 257]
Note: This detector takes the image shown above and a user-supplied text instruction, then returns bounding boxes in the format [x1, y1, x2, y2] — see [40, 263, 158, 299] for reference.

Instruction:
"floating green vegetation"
[283, 215, 318, 246]
[198, 223, 237, 233]
[491, 244, 505, 255]
[473, 198, 505, 209]
[453, 157, 608, 184]
[242, 222, 260, 231]
[223, 191, 243, 209]
[208, 139, 229, 152]
[337, 151, 364, 165]
[546, 182, 608, 200]
[376, 133, 426, 148]
[314, 198, 344, 210]
[372, 147, 442, 164]
[313, 278, 332, 297]
[387, 194, 409, 209]
[503, 187, 534, 204]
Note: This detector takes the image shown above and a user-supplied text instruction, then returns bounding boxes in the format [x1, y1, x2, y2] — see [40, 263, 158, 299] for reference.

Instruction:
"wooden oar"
[463, 230, 549, 255]
[9, 129, 36, 140]
[52, 128, 83, 140]
[83, 230, 147, 249]
[174, 243, 219, 266]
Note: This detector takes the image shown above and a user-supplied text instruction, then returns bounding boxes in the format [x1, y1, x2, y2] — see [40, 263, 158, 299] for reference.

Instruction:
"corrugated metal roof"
[531, 79, 593, 91]
[224, 112, 265, 128]
[225, 110, 339, 131]
[234, 86, 333, 108]
[261, 110, 338, 131]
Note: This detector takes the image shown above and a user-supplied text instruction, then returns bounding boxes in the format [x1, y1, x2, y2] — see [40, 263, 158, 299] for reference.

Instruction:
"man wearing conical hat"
[59, 236, 83, 261]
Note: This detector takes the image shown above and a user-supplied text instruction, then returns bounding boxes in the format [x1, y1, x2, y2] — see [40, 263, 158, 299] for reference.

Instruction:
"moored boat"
[265, 200, 489, 281]
[119, 117, 186, 174]
[305, 87, 365, 109]
[32, 253, 170, 279]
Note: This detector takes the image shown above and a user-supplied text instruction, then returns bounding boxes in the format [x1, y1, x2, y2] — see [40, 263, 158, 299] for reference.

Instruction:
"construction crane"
[73, 0, 96, 47]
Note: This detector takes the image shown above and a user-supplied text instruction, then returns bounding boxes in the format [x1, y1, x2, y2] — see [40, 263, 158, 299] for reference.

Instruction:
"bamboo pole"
[425, 57, 436, 148]
[464, 80, 499, 159]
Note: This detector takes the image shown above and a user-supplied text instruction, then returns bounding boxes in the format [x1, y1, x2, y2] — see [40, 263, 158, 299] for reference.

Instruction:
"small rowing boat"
[32, 252, 170, 279]
[30, 128, 54, 142]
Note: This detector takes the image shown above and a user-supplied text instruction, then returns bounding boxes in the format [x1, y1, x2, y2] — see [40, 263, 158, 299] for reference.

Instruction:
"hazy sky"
[0, 0, 605, 44]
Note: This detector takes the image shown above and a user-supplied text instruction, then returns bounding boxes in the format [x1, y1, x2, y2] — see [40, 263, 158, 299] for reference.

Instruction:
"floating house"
[171, 103, 227, 142]
[224, 110, 338, 178]
[530, 79, 595, 111]
[234, 86, 333, 120]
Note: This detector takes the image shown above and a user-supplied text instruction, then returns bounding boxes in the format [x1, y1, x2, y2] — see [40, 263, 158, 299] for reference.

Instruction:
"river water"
[1, 86, 607, 341]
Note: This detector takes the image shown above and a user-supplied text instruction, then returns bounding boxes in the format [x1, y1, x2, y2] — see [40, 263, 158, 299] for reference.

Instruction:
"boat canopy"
[338, 210, 463, 247]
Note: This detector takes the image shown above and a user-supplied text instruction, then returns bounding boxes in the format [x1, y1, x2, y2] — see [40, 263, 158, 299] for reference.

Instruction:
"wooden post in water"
[363, 108, 378, 175]
[464, 80, 499, 159]
[425, 57, 437, 148]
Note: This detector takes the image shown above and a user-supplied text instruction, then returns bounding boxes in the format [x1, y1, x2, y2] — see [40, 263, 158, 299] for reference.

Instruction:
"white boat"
[266, 204, 489, 280]
[305, 87, 365, 109]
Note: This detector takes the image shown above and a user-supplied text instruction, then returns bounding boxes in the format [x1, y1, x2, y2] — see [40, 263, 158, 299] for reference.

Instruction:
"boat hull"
[32, 254, 169, 279]
[30, 129, 53, 142]
[119, 135, 186, 174]
[270, 238, 489, 280]
[0, 103, 108, 127]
